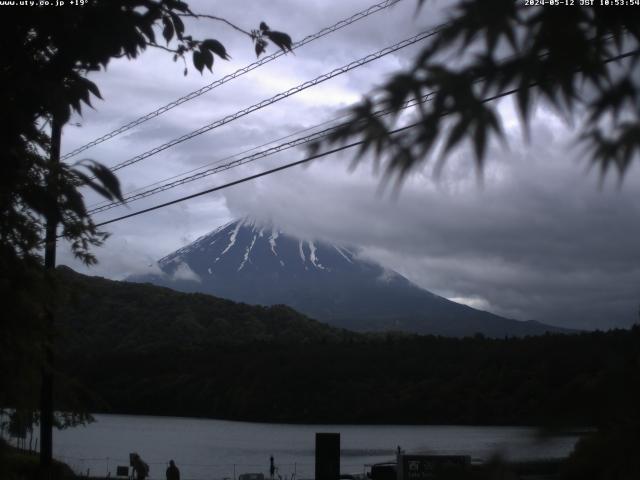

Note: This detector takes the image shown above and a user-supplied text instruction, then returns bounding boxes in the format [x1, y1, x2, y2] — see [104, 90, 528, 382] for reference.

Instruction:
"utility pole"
[40, 115, 62, 475]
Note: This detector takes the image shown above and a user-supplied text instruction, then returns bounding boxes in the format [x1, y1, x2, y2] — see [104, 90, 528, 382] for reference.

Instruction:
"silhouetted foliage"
[561, 419, 640, 479]
[311, 1, 640, 187]
[0, 0, 290, 410]
[0, 439, 77, 480]
[253, 22, 293, 57]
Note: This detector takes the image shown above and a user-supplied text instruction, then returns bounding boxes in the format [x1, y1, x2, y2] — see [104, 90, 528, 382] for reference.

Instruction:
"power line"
[87, 46, 640, 221]
[93, 119, 440, 229]
[88, 93, 435, 215]
[94, 140, 374, 228]
[105, 27, 444, 174]
[92, 75, 602, 229]
[60, 0, 404, 161]
[88, 43, 640, 228]
[89, 128, 339, 214]
[85, 112, 353, 211]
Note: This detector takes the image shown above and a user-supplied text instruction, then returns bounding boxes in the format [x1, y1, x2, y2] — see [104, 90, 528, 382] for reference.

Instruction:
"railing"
[53, 455, 371, 480]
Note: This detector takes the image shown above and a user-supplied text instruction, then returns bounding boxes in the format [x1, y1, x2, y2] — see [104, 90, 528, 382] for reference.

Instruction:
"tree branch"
[148, 42, 181, 54]
[178, 13, 252, 37]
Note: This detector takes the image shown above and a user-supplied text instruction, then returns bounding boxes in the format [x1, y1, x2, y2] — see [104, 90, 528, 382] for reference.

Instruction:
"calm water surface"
[50, 414, 579, 480]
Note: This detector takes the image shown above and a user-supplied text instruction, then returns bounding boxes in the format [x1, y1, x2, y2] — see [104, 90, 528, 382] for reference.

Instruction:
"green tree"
[314, 1, 640, 187]
[0, 0, 291, 472]
[1, 0, 292, 271]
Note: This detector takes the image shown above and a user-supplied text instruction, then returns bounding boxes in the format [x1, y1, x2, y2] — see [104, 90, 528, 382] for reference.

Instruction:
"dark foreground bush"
[561, 421, 640, 480]
[0, 440, 77, 480]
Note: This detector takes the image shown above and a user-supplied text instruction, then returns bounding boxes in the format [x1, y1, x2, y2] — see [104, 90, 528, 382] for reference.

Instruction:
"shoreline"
[77, 410, 595, 432]
[2, 441, 570, 480]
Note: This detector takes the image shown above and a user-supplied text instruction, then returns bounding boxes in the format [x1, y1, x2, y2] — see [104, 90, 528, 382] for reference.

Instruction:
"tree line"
[60, 327, 640, 427]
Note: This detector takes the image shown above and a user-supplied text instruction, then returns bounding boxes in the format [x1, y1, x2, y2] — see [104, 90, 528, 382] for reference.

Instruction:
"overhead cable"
[88, 46, 640, 217]
[94, 74, 613, 228]
[105, 27, 444, 173]
[85, 113, 352, 211]
[88, 93, 435, 215]
[60, 0, 404, 161]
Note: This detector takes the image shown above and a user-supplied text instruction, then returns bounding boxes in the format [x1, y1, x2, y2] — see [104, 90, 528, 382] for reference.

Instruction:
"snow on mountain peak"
[129, 217, 568, 337]
[157, 217, 359, 280]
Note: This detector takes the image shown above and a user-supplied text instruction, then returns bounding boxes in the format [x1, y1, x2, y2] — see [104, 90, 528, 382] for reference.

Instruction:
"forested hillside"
[54, 266, 640, 426]
[55, 265, 353, 354]
[61, 330, 640, 427]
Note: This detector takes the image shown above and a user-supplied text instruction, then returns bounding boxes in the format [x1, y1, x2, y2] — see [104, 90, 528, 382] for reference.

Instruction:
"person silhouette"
[166, 459, 180, 480]
[130, 453, 149, 480]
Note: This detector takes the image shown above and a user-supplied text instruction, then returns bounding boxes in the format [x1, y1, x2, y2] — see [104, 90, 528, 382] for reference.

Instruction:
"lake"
[42, 414, 580, 480]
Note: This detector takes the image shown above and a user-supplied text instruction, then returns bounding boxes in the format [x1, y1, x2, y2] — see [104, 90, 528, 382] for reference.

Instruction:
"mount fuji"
[128, 218, 567, 337]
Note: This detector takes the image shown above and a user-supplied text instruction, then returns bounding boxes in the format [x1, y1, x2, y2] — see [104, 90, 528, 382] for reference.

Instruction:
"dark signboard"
[239, 473, 265, 480]
[116, 465, 129, 477]
[316, 433, 340, 480]
[370, 463, 397, 480]
[400, 455, 470, 480]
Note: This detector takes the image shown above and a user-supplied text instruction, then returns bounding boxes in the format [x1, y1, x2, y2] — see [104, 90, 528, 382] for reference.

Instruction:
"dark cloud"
[222, 120, 640, 330]
[58, 0, 640, 332]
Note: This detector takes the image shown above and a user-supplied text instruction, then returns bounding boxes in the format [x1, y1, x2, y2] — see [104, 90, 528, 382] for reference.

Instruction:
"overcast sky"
[58, 0, 640, 331]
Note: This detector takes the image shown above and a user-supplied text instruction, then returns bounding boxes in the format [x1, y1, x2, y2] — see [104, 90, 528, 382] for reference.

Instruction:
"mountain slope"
[55, 265, 351, 355]
[129, 218, 567, 337]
